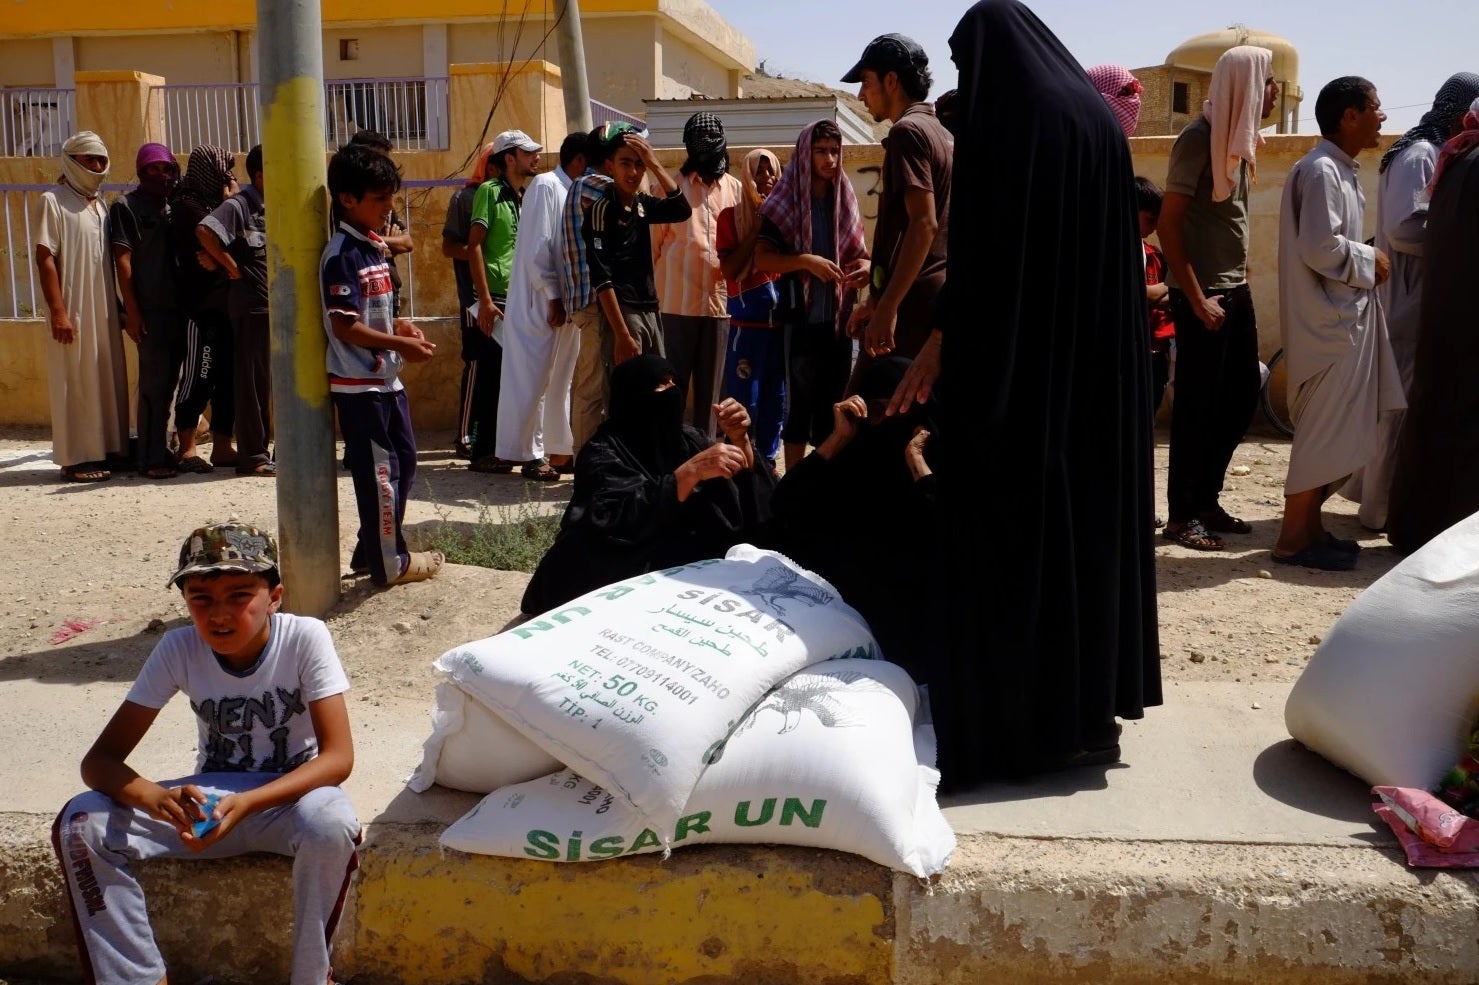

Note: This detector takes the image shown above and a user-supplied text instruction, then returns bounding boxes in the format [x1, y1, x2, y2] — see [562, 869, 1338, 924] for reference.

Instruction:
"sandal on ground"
[141, 465, 178, 479]
[61, 463, 111, 483]
[1198, 507, 1253, 535]
[237, 461, 277, 477]
[468, 455, 516, 474]
[176, 455, 214, 474]
[549, 455, 575, 475]
[391, 550, 444, 585]
[521, 459, 561, 482]
[1162, 518, 1225, 551]
[1325, 532, 1361, 554]
[1271, 540, 1357, 571]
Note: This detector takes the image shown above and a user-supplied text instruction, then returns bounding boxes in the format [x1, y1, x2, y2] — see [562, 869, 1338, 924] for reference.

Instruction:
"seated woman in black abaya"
[521, 354, 776, 615]
[761, 356, 941, 679]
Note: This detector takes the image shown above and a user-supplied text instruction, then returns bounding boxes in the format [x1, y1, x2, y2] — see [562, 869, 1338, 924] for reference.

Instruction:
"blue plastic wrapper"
[192, 794, 221, 838]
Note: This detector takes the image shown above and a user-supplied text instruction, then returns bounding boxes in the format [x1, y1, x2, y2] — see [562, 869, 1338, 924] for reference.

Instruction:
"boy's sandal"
[237, 461, 277, 477]
[468, 455, 516, 474]
[1162, 519, 1225, 551]
[62, 463, 111, 483]
[392, 550, 445, 585]
[177, 455, 214, 474]
[1198, 507, 1253, 535]
[521, 459, 561, 482]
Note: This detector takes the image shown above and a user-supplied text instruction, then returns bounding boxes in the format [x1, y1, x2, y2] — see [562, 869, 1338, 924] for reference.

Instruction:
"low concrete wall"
[6, 813, 1478, 984]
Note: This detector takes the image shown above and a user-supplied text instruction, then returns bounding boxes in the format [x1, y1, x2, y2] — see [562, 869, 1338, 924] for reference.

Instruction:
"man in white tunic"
[34, 131, 129, 483]
[1274, 78, 1404, 570]
[493, 133, 590, 479]
[1343, 72, 1479, 531]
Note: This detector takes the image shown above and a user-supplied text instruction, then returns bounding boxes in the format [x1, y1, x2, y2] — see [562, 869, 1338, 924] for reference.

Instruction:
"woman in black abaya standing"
[888, 0, 1160, 785]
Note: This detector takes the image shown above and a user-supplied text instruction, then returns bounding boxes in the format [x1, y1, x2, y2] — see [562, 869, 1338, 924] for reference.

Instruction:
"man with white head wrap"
[1158, 46, 1279, 552]
[33, 131, 130, 483]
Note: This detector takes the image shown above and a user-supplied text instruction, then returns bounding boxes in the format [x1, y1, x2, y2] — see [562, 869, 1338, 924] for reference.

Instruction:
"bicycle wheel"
[1260, 348, 1294, 437]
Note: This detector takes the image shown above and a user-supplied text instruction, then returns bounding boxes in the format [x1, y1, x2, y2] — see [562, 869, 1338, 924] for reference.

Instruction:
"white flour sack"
[1285, 511, 1479, 787]
[440, 659, 955, 876]
[434, 545, 878, 842]
[406, 683, 564, 794]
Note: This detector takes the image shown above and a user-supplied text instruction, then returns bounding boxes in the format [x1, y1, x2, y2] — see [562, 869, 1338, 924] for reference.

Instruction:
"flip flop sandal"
[1272, 540, 1357, 571]
[177, 455, 215, 474]
[62, 464, 111, 483]
[237, 462, 277, 477]
[391, 550, 444, 585]
[1199, 507, 1253, 535]
[1162, 518, 1225, 551]
[521, 460, 561, 482]
[468, 456, 516, 474]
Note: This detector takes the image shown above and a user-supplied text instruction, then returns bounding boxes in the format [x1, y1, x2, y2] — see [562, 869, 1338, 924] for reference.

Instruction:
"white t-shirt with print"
[127, 613, 350, 774]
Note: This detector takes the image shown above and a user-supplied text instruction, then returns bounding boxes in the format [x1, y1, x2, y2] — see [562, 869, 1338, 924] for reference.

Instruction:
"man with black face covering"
[521, 354, 774, 615]
[653, 113, 743, 438]
[887, 0, 1160, 786]
[111, 143, 184, 479]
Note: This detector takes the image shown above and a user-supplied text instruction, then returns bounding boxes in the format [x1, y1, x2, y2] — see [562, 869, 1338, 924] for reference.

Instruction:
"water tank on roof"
[1166, 27, 1299, 85]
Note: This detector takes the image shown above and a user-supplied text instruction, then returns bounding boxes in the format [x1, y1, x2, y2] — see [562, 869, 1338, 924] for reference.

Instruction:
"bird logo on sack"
[730, 563, 833, 616]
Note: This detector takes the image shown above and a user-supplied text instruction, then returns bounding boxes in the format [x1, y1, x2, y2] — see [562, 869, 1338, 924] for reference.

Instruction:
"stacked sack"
[412, 545, 955, 875]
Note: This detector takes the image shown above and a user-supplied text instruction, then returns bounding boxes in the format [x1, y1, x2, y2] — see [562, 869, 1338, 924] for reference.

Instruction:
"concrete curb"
[6, 812, 1478, 984]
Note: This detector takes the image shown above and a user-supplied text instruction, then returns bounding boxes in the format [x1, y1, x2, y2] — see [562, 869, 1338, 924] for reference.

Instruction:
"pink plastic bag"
[1371, 785, 1479, 852]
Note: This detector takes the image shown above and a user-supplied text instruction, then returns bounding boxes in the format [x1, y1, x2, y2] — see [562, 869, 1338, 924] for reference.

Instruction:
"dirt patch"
[0, 424, 1394, 712]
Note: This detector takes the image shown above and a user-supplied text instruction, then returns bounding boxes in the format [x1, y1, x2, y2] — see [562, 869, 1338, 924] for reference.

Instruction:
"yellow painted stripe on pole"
[261, 76, 330, 409]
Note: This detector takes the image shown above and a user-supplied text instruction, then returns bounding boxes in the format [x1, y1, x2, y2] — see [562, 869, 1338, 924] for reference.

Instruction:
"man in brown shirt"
[844, 33, 953, 383]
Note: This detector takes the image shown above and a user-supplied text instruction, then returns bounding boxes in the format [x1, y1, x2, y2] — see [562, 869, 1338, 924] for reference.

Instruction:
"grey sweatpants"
[53, 772, 360, 985]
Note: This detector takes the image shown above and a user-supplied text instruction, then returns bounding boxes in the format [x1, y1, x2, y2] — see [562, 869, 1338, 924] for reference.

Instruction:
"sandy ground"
[0, 421, 1399, 725]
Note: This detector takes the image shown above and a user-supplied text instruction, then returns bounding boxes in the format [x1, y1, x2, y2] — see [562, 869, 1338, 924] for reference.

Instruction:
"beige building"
[1133, 26, 1304, 138]
[0, 0, 755, 153]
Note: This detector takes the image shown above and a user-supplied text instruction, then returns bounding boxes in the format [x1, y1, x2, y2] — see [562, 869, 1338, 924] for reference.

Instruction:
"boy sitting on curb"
[54, 522, 361, 985]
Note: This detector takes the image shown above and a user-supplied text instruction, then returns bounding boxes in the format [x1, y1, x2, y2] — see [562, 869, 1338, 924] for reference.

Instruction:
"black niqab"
[601, 354, 690, 477]
[930, 0, 1160, 784]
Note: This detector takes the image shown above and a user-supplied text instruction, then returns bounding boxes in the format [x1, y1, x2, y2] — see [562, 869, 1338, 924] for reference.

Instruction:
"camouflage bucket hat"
[169, 522, 280, 588]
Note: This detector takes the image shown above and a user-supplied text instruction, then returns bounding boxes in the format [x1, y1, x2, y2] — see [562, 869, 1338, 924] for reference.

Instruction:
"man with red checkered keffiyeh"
[1086, 64, 1143, 137]
[753, 120, 869, 471]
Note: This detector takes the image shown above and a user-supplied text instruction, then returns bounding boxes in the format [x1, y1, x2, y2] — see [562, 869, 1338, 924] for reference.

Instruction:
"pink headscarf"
[1428, 97, 1479, 198]
[1086, 64, 1143, 137]
[1203, 45, 1273, 203]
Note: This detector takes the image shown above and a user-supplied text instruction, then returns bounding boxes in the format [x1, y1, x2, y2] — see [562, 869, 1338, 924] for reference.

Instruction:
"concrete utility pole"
[555, 0, 594, 133]
[257, 0, 340, 616]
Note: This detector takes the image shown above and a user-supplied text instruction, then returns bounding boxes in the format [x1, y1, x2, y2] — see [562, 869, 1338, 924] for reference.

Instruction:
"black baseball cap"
[841, 34, 928, 84]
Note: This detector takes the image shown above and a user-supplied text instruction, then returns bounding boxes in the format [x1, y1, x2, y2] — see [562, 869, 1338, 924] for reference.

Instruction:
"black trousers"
[232, 309, 272, 470]
[782, 320, 853, 448]
[1166, 284, 1260, 522]
[135, 306, 186, 470]
[467, 296, 506, 462]
[335, 389, 416, 586]
[174, 306, 235, 439]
